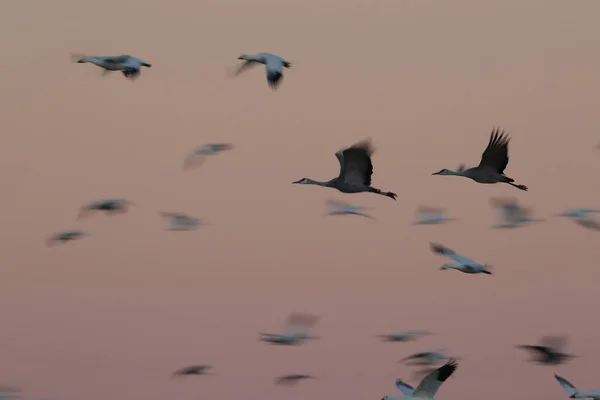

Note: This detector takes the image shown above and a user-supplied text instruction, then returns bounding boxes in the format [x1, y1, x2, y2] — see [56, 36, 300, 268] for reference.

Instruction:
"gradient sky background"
[1, 0, 600, 399]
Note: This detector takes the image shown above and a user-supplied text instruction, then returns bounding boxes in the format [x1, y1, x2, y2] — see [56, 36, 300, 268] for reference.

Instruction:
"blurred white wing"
[284, 313, 319, 335]
[555, 374, 578, 396]
[395, 379, 415, 395]
[412, 360, 458, 399]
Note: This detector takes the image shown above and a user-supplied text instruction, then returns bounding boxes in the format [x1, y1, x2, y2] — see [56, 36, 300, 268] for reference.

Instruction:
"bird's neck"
[306, 178, 330, 186]
[447, 170, 468, 176]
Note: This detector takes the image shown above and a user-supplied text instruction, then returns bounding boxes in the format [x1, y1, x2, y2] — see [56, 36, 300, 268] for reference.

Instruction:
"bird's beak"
[142, 63, 152, 67]
[292, 180, 301, 184]
[77, 59, 85, 63]
[431, 172, 440, 175]
[570, 395, 576, 399]
[238, 56, 245, 60]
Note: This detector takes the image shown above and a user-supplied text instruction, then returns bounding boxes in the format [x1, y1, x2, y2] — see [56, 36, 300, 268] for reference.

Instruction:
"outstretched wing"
[430, 243, 479, 266]
[336, 140, 374, 186]
[395, 380, 415, 396]
[516, 344, 547, 355]
[478, 128, 510, 173]
[412, 359, 458, 399]
[555, 374, 578, 396]
[235, 60, 260, 76]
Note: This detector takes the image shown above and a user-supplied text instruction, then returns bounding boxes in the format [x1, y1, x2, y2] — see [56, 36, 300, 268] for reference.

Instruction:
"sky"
[1, 0, 600, 399]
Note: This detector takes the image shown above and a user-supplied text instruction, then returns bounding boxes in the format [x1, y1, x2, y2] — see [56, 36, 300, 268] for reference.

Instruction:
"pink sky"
[1, 0, 600, 399]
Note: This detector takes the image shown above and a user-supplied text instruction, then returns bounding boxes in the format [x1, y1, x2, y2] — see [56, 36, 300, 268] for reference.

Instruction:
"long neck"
[305, 178, 330, 187]
[447, 170, 468, 176]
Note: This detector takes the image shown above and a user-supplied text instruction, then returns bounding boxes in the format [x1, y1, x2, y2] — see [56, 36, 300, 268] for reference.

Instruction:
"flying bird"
[275, 374, 317, 387]
[376, 331, 432, 342]
[432, 128, 528, 191]
[516, 336, 576, 365]
[489, 197, 543, 228]
[259, 312, 320, 345]
[47, 229, 87, 246]
[72, 54, 151, 80]
[293, 139, 397, 200]
[430, 243, 492, 275]
[412, 207, 454, 225]
[381, 359, 458, 400]
[78, 199, 133, 219]
[399, 349, 454, 366]
[172, 365, 213, 377]
[160, 212, 202, 231]
[325, 199, 374, 219]
[235, 53, 291, 89]
[0, 386, 21, 400]
[555, 208, 600, 231]
[555, 374, 600, 399]
[183, 143, 233, 170]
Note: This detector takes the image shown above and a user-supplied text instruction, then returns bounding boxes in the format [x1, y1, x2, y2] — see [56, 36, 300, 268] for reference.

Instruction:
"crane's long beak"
[431, 172, 440, 175]
[292, 180, 302, 184]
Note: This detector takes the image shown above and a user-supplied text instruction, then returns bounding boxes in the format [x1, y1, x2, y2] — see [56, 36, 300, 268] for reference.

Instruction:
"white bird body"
[412, 207, 453, 225]
[430, 243, 492, 275]
[160, 213, 201, 231]
[490, 198, 542, 228]
[555, 374, 600, 399]
[382, 360, 458, 400]
[73, 54, 151, 79]
[260, 313, 320, 345]
[235, 52, 291, 89]
[325, 199, 374, 219]
[183, 143, 233, 169]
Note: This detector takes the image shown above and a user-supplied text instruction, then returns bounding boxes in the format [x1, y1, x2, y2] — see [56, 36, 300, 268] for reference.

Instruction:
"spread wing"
[412, 360, 458, 399]
[555, 374, 578, 396]
[395, 380, 415, 396]
[235, 60, 260, 76]
[516, 344, 548, 355]
[336, 140, 374, 186]
[478, 128, 510, 173]
[430, 243, 479, 266]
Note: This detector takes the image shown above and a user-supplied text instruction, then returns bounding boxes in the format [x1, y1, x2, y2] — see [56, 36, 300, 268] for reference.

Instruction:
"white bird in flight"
[160, 212, 202, 231]
[325, 199, 374, 219]
[71, 54, 151, 80]
[183, 143, 233, 170]
[382, 359, 458, 400]
[555, 374, 600, 399]
[555, 208, 600, 231]
[489, 197, 543, 228]
[430, 243, 492, 275]
[412, 206, 454, 225]
[259, 313, 320, 345]
[234, 52, 291, 89]
[78, 199, 133, 219]
[376, 331, 432, 342]
[47, 229, 87, 246]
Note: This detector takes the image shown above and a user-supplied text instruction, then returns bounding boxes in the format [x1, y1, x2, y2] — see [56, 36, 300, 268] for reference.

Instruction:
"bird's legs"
[370, 187, 397, 200]
[508, 182, 528, 191]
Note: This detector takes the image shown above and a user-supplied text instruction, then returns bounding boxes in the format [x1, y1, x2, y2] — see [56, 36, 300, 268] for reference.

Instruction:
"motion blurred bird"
[432, 128, 528, 191]
[516, 336, 576, 365]
[399, 349, 454, 366]
[183, 143, 233, 170]
[376, 331, 432, 342]
[430, 243, 492, 275]
[382, 359, 458, 400]
[555, 374, 600, 399]
[47, 229, 87, 246]
[160, 212, 201, 231]
[489, 197, 543, 228]
[259, 313, 320, 345]
[71, 54, 151, 80]
[235, 52, 291, 89]
[293, 139, 397, 200]
[275, 374, 317, 387]
[172, 365, 213, 377]
[325, 199, 374, 219]
[555, 208, 600, 231]
[0, 387, 21, 400]
[78, 199, 133, 219]
[411, 207, 454, 225]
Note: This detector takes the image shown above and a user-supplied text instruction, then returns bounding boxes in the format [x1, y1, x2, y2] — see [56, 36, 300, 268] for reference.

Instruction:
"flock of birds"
[20, 50, 598, 400]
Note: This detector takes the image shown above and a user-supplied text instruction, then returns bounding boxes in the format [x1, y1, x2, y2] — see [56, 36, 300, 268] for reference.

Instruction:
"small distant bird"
[516, 336, 576, 365]
[47, 229, 87, 246]
[412, 206, 454, 225]
[183, 143, 233, 170]
[489, 197, 543, 228]
[555, 374, 600, 399]
[172, 365, 213, 377]
[399, 349, 454, 366]
[432, 128, 528, 191]
[293, 139, 397, 200]
[160, 212, 202, 231]
[259, 312, 320, 345]
[78, 199, 133, 219]
[275, 374, 317, 387]
[325, 199, 374, 219]
[235, 52, 291, 89]
[71, 54, 151, 80]
[0, 386, 21, 400]
[430, 243, 492, 275]
[376, 331, 432, 342]
[555, 208, 600, 231]
[382, 359, 458, 400]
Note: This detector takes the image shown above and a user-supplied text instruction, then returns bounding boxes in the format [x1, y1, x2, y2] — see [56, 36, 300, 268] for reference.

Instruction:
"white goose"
[382, 359, 458, 400]
[412, 207, 454, 225]
[325, 199, 374, 219]
[430, 243, 492, 275]
[234, 52, 291, 89]
[555, 209, 600, 231]
[555, 374, 600, 399]
[72, 54, 151, 80]
[490, 197, 543, 228]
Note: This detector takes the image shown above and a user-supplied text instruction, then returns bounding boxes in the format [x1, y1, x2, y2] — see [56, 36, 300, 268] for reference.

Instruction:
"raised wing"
[555, 374, 578, 396]
[265, 57, 284, 89]
[430, 243, 479, 266]
[395, 379, 415, 396]
[337, 140, 374, 186]
[284, 312, 319, 335]
[478, 128, 510, 173]
[412, 359, 458, 399]
[235, 60, 260, 76]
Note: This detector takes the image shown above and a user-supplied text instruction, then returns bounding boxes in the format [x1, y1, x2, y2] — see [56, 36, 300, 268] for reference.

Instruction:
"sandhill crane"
[293, 139, 397, 200]
[183, 143, 233, 170]
[325, 199, 374, 219]
[259, 313, 320, 345]
[160, 212, 201, 231]
[555, 374, 600, 399]
[47, 230, 87, 246]
[516, 336, 576, 365]
[490, 197, 543, 228]
[71, 54, 151, 80]
[171, 365, 213, 378]
[78, 199, 133, 219]
[275, 374, 317, 387]
[555, 208, 600, 231]
[432, 128, 528, 191]
[381, 359, 458, 400]
[399, 349, 454, 366]
[235, 53, 291, 89]
[430, 243, 492, 275]
[412, 207, 454, 225]
[376, 331, 432, 342]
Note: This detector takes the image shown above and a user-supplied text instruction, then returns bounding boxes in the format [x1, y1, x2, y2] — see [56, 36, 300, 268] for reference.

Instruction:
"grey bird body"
[235, 52, 291, 89]
[325, 199, 374, 219]
[78, 199, 132, 219]
[516, 335, 576, 365]
[293, 139, 397, 200]
[183, 143, 233, 170]
[259, 313, 320, 345]
[72, 54, 151, 80]
[377, 331, 432, 342]
[275, 374, 317, 386]
[432, 128, 528, 191]
[160, 212, 201, 231]
[172, 365, 213, 377]
[47, 229, 87, 246]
